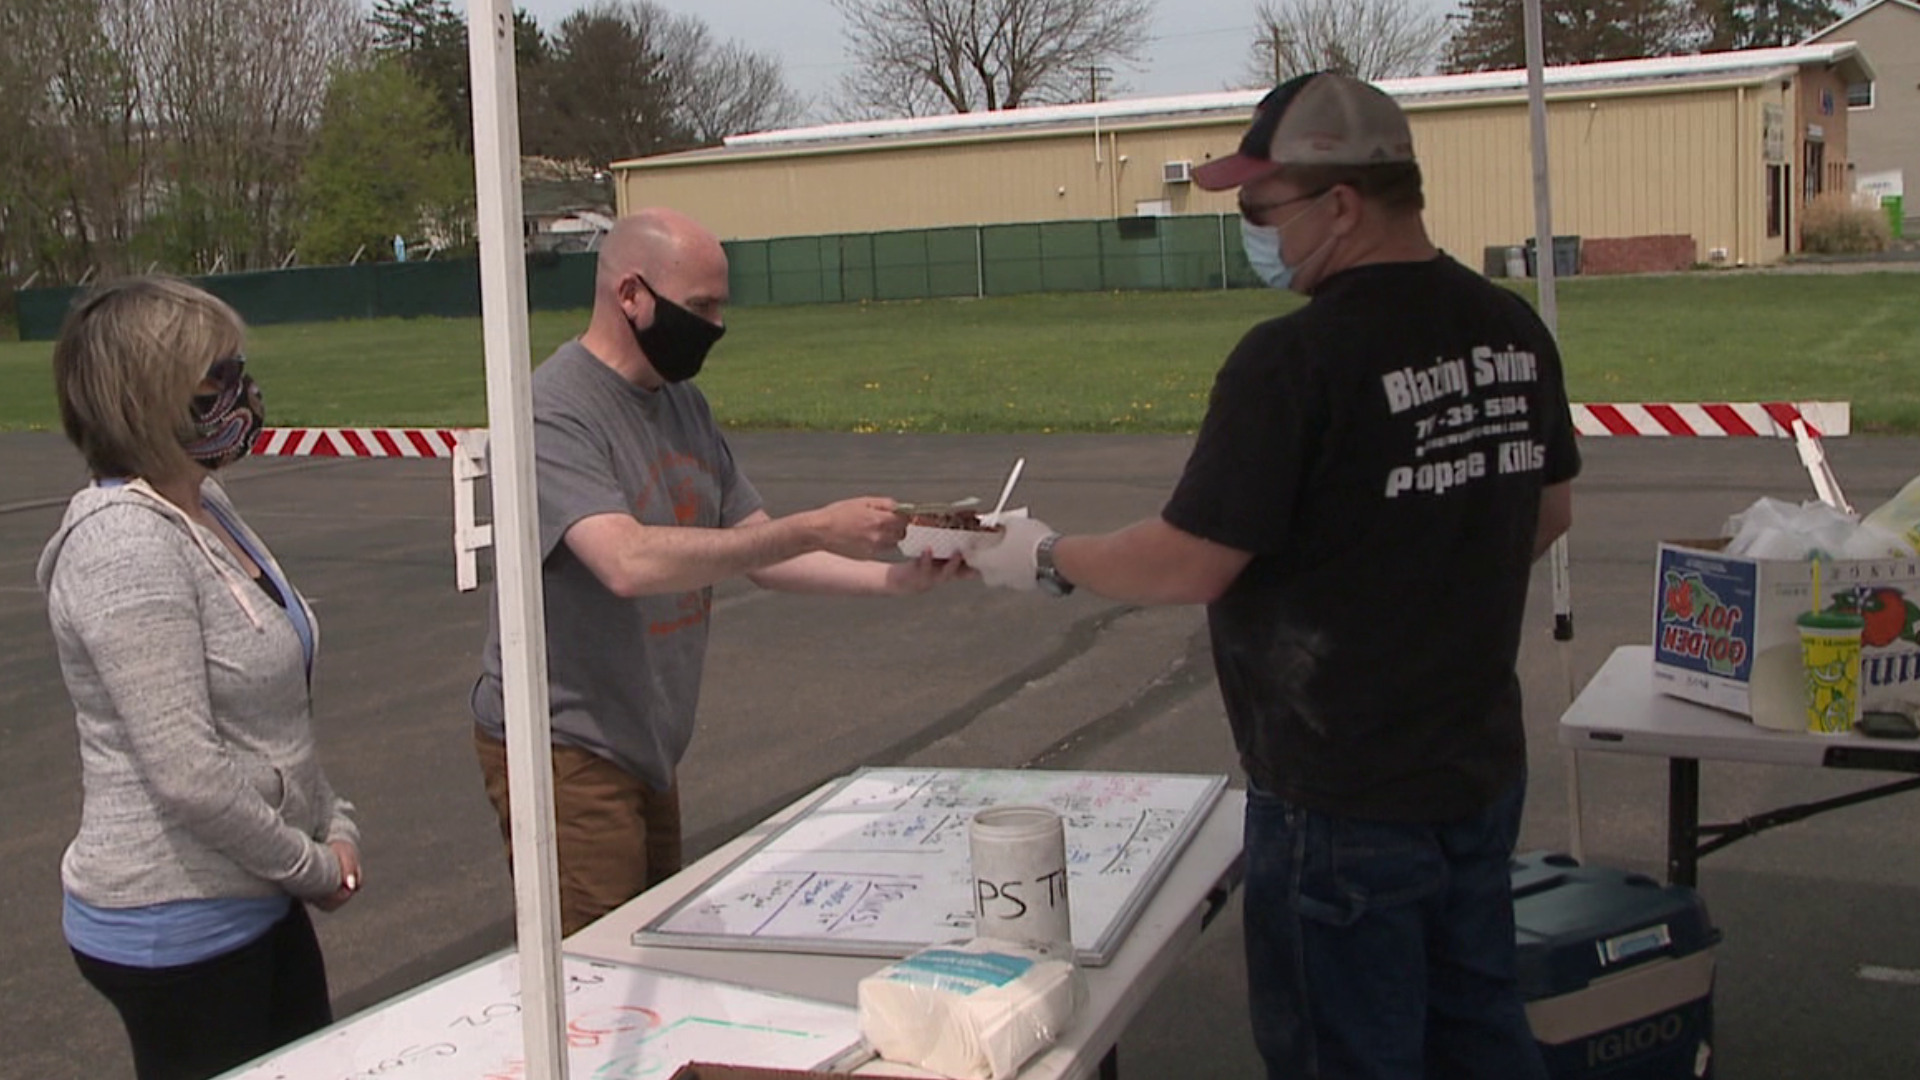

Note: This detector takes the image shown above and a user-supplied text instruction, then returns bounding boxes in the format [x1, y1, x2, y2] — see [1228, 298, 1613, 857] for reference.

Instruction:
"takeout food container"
[897, 507, 1024, 560]
[900, 523, 1005, 560]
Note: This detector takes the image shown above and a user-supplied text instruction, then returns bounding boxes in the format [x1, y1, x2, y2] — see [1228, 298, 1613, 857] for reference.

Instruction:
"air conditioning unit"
[1162, 160, 1193, 184]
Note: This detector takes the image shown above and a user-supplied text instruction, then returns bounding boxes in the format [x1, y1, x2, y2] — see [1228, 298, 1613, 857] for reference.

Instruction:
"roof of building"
[614, 43, 1870, 170]
[1808, 0, 1920, 42]
[522, 178, 613, 218]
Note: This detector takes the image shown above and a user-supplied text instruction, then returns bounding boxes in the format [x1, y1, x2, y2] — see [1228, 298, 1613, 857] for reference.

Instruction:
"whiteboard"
[221, 954, 864, 1080]
[636, 768, 1227, 966]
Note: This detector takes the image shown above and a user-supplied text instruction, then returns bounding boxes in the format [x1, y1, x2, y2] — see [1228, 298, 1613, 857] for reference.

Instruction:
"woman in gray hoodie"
[37, 277, 362, 1080]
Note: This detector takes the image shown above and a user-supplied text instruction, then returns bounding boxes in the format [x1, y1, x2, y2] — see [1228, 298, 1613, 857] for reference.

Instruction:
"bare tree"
[0, 0, 154, 283]
[130, 0, 364, 269]
[657, 15, 807, 144]
[830, 0, 1155, 119]
[1240, 0, 1445, 89]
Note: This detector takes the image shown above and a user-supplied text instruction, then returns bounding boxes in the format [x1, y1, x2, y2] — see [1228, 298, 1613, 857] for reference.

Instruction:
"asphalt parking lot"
[5, 430, 1920, 1079]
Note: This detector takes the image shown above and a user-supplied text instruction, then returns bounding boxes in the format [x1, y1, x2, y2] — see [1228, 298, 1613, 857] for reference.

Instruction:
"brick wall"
[1580, 235, 1697, 274]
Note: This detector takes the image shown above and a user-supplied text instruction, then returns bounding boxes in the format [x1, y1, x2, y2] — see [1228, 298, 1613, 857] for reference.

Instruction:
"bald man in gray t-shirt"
[471, 209, 965, 935]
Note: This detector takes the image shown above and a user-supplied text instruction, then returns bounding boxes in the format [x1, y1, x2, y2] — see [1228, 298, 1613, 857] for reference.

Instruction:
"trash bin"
[1523, 236, 1582, 277]
[1883, 196, 1904, 240]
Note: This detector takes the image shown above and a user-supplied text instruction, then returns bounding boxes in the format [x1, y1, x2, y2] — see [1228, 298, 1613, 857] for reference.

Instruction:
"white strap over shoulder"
[120, 478, 265, 631]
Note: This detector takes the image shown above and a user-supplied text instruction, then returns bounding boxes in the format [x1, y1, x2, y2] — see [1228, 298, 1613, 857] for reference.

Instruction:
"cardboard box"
[1652, 540, 1920, 725]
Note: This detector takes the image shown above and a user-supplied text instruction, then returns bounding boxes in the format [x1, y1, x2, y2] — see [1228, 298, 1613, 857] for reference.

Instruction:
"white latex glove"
[968, 516, 1055, 591]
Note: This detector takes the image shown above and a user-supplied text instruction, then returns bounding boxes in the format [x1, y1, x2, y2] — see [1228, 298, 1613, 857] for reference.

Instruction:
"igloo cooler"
[1512, 852, 1720, 1078]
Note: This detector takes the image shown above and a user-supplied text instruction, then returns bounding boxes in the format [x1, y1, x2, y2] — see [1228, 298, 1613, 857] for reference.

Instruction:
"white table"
[1560, 645, 1920, 886]
[566, 784, 1248, 1080]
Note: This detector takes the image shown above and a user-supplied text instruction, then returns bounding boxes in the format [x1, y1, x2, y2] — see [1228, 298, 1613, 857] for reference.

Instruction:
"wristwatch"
[1035, 532, 1075, 597]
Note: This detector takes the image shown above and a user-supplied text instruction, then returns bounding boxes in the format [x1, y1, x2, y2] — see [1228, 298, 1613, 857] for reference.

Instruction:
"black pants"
[72, 902, 333, 1080]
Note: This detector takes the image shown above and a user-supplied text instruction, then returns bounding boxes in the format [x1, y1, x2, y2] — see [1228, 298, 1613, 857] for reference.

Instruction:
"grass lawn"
[1, 272, 1915, 434]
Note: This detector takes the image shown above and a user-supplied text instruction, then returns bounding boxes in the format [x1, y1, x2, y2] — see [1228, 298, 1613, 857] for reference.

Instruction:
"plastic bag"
[1860, 475, 1920, 557]
[1721, 497, 1912, 560]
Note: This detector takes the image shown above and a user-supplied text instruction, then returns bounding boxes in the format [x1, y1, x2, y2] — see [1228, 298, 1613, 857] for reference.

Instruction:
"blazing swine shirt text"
[1379, 346, 1548, 499]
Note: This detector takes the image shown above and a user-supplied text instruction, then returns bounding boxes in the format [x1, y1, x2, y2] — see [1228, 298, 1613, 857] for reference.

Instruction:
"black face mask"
[629, 276, 724, 384]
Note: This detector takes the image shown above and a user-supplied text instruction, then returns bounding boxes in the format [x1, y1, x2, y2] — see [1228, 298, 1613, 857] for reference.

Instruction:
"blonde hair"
[53, 277, 245, 480]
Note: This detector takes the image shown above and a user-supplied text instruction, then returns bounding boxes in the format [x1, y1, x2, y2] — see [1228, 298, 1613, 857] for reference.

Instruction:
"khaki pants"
[473, 728, 683, 937]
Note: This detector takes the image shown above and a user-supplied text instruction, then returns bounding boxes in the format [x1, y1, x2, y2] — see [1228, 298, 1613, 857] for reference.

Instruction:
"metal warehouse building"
[614, 44, 1871, 272]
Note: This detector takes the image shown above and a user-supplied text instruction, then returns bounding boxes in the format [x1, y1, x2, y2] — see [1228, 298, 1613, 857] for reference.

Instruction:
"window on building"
[1846, 82, 1874, 109]
[1804, 140, 1825, 202]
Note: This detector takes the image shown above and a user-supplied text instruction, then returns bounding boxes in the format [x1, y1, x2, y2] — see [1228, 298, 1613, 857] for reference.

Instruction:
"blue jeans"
[1243, 780, 1546, 1080]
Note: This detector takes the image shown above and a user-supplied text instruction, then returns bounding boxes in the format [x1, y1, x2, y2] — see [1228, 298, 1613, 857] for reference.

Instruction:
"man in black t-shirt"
[971, 72, 1578, 1079]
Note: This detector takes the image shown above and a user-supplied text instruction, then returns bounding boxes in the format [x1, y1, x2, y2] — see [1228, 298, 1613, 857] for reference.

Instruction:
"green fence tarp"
[17, 216, 1252, 340]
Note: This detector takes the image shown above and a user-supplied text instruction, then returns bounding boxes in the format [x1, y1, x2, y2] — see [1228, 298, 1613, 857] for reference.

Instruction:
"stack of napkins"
[858, 938, 1081, 1079]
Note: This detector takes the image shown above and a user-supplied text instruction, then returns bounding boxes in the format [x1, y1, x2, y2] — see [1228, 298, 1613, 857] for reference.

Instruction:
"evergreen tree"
[1444, 0, 1697, 73]
[1692, 0, 1846, 49]
[531, 2, 692, 165]
[369, 0, 546, 151]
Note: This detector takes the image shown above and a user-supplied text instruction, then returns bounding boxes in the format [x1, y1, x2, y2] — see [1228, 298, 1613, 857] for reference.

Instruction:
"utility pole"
[1082, 64, 1112, 102]
[1257, 25, 1289, 84]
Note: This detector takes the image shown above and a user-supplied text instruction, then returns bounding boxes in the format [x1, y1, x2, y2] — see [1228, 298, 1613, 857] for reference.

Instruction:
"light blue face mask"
[1241, 218, 1292, 290]
[1239, 191, 1334, 292]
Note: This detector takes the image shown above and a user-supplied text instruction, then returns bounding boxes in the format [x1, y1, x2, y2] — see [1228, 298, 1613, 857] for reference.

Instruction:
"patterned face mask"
[182, 355, 265, 469]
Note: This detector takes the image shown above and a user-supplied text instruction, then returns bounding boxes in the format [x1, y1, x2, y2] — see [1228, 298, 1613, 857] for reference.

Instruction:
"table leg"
[1667, 758, 1700, 888]
[1565, 747, 1585, 863]
[1099, 1045, 1118, 1080]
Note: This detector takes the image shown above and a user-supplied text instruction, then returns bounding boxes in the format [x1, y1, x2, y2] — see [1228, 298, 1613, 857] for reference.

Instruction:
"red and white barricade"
[1570, 401, 1848, 440]
[253, 427, 492, 590]
[250, 401, 1851, 593]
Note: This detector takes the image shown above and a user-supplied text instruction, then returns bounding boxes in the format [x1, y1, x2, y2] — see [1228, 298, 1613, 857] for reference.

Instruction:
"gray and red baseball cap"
[1193, 71, 1417, 191]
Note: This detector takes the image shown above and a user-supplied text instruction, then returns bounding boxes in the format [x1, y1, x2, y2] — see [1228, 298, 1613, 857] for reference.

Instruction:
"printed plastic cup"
[1798, 611, 1865, 735]
[969, 805, 1072, 953]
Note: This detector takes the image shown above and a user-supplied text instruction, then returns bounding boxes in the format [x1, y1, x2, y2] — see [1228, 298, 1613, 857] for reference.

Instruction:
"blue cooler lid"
[1511, 851, 1720, 999]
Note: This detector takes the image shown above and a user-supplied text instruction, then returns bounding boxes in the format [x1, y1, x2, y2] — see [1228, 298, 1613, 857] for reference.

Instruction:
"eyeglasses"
[203, 356, 246, 385]
[1238, 188, 1331, 226]
[193, 355, 246, 408]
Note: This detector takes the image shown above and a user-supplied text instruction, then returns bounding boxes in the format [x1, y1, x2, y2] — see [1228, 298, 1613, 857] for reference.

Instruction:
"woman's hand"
[313, 839, 361, 912]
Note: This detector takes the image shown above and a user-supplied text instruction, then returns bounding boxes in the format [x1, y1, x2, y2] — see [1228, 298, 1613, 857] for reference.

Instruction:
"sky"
[510, 0, 1457, 120]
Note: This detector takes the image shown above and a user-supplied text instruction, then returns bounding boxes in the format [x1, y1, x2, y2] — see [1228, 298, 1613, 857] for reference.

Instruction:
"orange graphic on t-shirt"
[633, 452, 712, 527]
[648, 590, 711, 637]
[668, 473, 699, 525]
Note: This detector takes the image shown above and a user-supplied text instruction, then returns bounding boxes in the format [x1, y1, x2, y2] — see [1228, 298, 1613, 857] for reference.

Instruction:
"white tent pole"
[1524, 0, 1559, 340]
[467, 2, 569, 1076]
[1522, 0, 1572, 641]
[1522, 0, 1584, 863]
